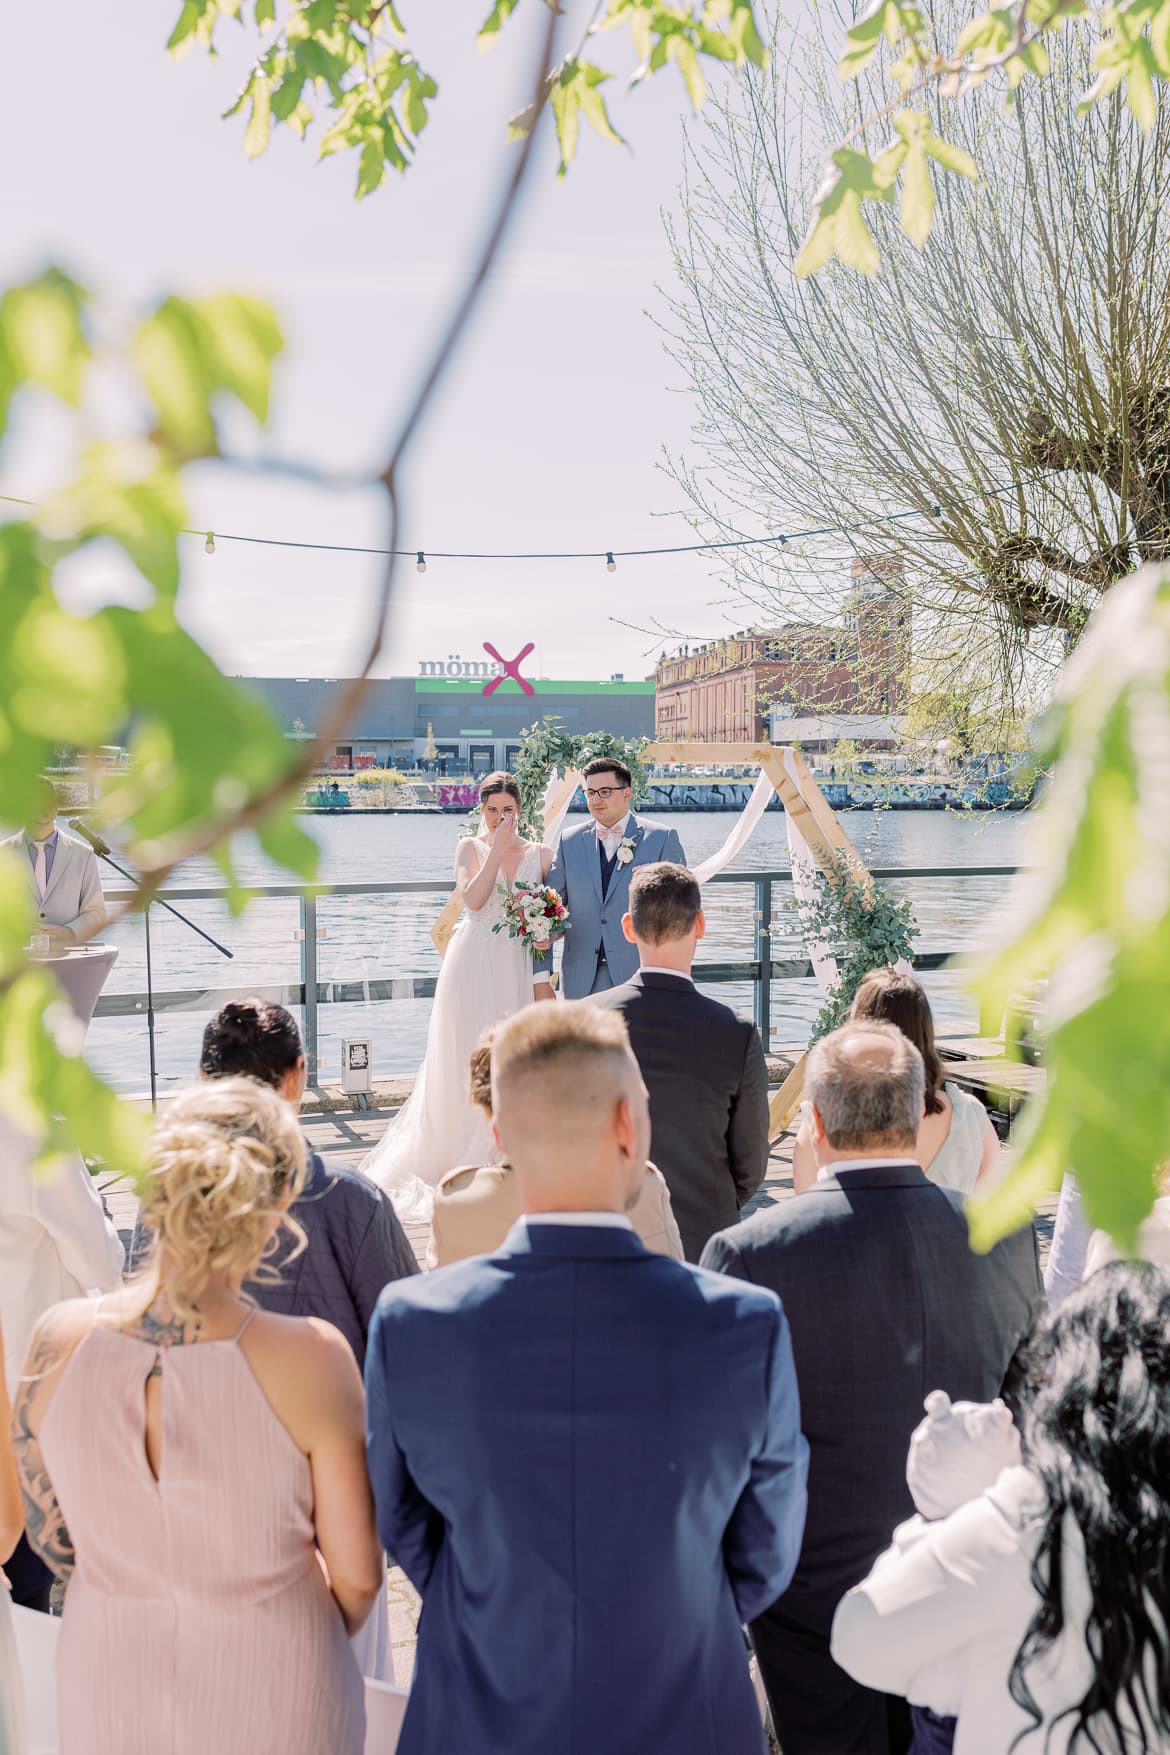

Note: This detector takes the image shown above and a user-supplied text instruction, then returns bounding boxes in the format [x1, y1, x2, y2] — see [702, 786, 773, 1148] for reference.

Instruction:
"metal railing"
[100, 866, 1020, 1080]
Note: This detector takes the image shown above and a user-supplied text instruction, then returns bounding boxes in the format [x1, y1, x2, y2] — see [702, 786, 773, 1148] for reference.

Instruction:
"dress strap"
[232, 1302, 258, 1343]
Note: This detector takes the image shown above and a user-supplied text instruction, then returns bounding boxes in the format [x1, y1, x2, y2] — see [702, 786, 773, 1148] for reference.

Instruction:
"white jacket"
[0, 1114, 124, 1388]
[832, 1462, 1167, 1753]
[0, 826, 106, 942]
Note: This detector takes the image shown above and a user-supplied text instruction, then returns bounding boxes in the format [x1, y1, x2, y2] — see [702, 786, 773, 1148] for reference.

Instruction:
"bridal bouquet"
[493, 884, 570, 956]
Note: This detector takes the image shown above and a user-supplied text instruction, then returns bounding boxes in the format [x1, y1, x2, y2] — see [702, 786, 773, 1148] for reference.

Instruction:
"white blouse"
[832, 1466, 1169, 1754]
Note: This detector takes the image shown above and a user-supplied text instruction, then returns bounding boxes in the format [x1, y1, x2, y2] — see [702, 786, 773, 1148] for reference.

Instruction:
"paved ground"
[104, 1101, 1058, 1695]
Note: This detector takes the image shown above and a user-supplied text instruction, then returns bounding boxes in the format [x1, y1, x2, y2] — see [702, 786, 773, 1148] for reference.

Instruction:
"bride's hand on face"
[491, 810, 520, 853]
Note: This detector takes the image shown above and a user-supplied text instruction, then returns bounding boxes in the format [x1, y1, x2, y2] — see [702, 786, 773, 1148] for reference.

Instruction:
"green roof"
[413, 677, 654, 696]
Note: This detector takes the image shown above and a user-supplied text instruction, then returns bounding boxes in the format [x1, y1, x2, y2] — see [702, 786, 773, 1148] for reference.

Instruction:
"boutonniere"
[615, 835, 637, 868]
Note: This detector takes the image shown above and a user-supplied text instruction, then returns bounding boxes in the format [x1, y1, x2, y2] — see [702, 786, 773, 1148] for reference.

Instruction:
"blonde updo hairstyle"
[137, 1078, 308, 1323]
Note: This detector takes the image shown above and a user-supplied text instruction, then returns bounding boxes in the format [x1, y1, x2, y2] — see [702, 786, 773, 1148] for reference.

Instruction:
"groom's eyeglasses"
[585, 786, 624, 801]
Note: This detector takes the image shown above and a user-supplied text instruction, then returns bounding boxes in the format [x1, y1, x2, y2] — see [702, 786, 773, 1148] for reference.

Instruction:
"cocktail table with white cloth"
[27, 945, 118, 1037]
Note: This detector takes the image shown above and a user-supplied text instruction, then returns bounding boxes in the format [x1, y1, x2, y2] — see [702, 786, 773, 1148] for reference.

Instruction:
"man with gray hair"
[702, 1019, 1043, 1755]
[366, 999, 808, 1755]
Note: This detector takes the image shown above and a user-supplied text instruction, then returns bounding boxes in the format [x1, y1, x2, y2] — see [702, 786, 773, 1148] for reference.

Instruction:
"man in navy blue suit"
[365, 1000, 808, 1755]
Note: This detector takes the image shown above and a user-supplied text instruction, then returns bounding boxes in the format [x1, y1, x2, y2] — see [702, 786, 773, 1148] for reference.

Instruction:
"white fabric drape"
[782, 749, 839, 997]
[691, 770, 776, 884]
[541, 768, 584, 847]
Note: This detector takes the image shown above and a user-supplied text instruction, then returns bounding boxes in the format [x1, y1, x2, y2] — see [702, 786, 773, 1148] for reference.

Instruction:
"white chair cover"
[363, 1677, 409, 1754]
[12, 1604, 59, 1755]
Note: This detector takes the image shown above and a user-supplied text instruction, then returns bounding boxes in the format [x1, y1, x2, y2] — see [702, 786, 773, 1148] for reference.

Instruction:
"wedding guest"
[592, 863, 769, 1260]
[11, 1079, 380, 1755]
[194, 997, 413, 1682]
[792, 968, 999, 1196]
[0, 779, 106, 946]
[832, 1263, 1170, 1754]
[1, 1327, 27, 1755]
[702, 1021, 1043, 1755]
[536, 758, 686, 999]
[0, 1109, 123, 1614]
[197, 997, 418, 1366]
[366, 1001, 808, 1755]
[430, 1025, 684, 1266]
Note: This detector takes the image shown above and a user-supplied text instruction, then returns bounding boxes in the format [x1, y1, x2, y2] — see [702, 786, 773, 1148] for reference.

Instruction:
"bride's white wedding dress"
[363, 837, 544, 1218]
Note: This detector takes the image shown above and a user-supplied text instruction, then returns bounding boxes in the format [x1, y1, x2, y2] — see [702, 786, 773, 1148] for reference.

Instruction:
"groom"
[535, 757, 686, 999]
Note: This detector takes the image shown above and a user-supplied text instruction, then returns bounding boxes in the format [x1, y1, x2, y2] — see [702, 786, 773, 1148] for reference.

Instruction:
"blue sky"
[0, 3, 818, 683]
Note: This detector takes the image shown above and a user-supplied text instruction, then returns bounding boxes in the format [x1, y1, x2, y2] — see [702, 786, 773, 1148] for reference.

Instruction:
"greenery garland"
[509, 718, 651, 838]
[795, 852, 919, 1041]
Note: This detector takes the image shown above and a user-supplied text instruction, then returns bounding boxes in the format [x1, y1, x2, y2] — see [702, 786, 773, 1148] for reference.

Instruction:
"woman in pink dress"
[10, 1078, 382, 1755]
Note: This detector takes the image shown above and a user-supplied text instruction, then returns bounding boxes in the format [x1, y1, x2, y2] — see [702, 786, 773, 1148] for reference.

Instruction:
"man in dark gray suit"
[591, 863, 769, 1261]
[702, 1020, 1044, 1755]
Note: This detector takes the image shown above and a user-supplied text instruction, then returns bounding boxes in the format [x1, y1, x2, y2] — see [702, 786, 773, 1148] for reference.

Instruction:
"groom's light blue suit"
[538, 812, 686, 998]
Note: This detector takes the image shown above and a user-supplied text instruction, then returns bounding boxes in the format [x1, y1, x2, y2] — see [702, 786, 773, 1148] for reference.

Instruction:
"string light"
[0, 471, 1064, 567]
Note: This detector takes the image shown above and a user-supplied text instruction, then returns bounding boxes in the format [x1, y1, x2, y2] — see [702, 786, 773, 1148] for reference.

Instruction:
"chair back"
[363, 1677, 409, 1755]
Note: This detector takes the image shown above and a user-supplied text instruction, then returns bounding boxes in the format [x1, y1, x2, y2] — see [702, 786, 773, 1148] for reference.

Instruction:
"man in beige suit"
[430, 1025, 683, 1268]
[2, 783, 106, 946]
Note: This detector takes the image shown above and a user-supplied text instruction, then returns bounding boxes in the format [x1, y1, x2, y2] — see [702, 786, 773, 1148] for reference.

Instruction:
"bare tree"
[661, 0, 1170, 724]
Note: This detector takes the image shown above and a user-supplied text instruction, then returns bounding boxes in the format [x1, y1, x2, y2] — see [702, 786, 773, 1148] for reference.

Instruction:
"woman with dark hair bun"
[832, 1261, 1170, 1752]
[792, 967, 1000, 1195]
[193, 997, 418, 1375]
[362, 772, 557, 1214]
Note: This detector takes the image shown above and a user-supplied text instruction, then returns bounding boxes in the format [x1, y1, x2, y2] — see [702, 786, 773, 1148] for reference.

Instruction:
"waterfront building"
[244, 661, 655, 775]
[654, 556, 910, 744]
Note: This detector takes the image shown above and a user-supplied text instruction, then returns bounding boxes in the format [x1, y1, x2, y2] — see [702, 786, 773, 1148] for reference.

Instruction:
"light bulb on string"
[606, 551, 616, 572]
[416, 551, 427, 574]
[204, 532, 216, 555]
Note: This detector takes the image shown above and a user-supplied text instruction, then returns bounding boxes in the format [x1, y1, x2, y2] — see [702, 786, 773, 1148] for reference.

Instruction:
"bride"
[363, 773, 554, 1216]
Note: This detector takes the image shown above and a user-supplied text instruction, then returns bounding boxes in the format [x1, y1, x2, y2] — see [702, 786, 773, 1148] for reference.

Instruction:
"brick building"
[654, 557, 909, 743]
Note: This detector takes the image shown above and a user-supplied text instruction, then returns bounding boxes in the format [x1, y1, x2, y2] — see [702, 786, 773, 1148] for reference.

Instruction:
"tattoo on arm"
[11, 1326, 75, 1580]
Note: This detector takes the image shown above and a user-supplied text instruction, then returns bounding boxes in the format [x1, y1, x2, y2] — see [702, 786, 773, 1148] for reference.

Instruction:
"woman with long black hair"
[831, 1261, 1170, 1753]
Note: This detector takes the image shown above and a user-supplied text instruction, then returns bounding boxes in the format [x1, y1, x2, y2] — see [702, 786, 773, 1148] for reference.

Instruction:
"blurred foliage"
[169, 0, 767, 193]
[0, 269, 316, 1175]
[968, 564, 1170, 1254]
[800, 1, 1170, 275]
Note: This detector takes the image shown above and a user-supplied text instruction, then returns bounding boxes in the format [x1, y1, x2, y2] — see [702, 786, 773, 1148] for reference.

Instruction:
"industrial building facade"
[654, 557, 910, 744]
[244, 673, 655, 775]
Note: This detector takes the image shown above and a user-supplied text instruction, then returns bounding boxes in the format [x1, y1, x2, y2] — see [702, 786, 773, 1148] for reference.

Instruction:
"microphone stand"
[72, 824, 233, 1113]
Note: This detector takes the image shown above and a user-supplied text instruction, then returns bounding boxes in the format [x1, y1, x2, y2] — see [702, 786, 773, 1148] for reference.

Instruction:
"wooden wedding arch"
[429, 739, 877, 1143]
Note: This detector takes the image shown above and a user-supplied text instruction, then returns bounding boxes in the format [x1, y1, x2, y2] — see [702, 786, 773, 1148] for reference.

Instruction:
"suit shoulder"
[683, 1261, 783, 1336]
[588, 980, 638, 1011]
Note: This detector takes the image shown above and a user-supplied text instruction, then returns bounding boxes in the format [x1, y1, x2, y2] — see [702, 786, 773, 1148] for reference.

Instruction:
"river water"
[85, 808, 1026, 1097]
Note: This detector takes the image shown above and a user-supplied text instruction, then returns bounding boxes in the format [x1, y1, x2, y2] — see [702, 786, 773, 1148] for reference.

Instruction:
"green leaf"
[478, 0, 521, 49]
[254, 0, 275, 24]
[44, 446, 186, 599]
[132, 293, 283, 452]
[0, 269, 90, 432]
[899, 136, 933, 245]
[839, 0, 926, 81]
[969, 562, 1170, 1254]
[244, 73, 273, 156]
[0, 966, 152, 1183]
[794, 147, 891, 277]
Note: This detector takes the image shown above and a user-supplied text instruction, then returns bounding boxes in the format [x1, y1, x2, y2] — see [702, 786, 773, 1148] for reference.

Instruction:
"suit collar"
[813, 1161, 931, 1192]
[630, 968, 694, 989]
[500, 1218, 649, 1260]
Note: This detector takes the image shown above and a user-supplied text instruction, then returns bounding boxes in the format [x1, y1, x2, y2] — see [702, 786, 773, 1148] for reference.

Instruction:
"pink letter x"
[482, 641, 535, 696]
